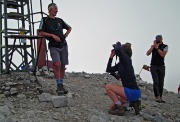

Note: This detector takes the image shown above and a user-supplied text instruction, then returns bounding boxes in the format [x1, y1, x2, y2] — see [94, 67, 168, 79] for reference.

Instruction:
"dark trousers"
[150, 65, 165, 97]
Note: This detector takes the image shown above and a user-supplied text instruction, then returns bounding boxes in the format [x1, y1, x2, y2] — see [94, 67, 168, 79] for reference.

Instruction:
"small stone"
[1, 86, 5, 90]
[38, 93, 52, 102]
[137, 80, 147, 86]
[10, 88, 18, 95]
[84, 75, 90, 78]
[17, 94, 26, 99]
[90, 115, 106, 122]
[28, 71, 33, 75]
[16, 76, 24, 80]
[43, 71, 49, 76]
[42, 66, 48, 71]
[22, 104, 27, 108]
[0, 90, 3, 94]
[52, 112, 59, 120]
[36, 71, 41, 76]
[6, 117, 18, 122]
[141, 94, 148, 100]
[4, 86, 11, 91]
[0, 94, 5, 99]
[0, 113, 5, 122]
[25, 110, 35, 118]
[104, 77, 108, 79]
[49, 68, 54, 72]
[11, 109, 17, 114]
[3, 91, 11, 97]
[24, 80, 31, 84]
[0, 105, 11, 116]
[5, 82, 14, 86]
[67, 93, 75, 98]
[48, 72, 54, 78]
[39, 69, 43, 72]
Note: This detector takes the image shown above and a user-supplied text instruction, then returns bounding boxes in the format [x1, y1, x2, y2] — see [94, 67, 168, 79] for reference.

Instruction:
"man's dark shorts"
[49, 46, 69, 65]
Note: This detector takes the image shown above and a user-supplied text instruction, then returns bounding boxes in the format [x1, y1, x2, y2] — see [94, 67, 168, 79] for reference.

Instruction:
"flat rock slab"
[51, 96, 68, 108]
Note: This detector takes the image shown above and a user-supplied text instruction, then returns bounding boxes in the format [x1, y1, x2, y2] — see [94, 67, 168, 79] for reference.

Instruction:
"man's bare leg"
[53, 61, 61, 79]
[60, 64, 65, 79]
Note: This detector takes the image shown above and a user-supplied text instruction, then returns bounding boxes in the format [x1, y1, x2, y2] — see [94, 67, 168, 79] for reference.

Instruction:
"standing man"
[146, 35, 168, 102]
[39, 3, 72, 95]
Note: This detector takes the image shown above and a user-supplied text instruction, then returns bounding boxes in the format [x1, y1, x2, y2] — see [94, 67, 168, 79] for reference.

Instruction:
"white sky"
[3, 0, 180, 93]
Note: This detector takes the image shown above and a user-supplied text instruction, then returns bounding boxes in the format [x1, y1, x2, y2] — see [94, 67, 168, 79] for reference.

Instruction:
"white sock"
[114, 101, 121, 105]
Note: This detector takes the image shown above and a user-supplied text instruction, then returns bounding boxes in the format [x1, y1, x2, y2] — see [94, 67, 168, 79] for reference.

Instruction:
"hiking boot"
[56, 84, 68, 95]
[108, 104, 125, 116]
[156, 96, 161, 103]
[121, 105, 128, 111]
[62, 85, 68, 94]
[129, 100, 141, 115]
[123, 106, 128, 111]
[160, 97, 166, 103]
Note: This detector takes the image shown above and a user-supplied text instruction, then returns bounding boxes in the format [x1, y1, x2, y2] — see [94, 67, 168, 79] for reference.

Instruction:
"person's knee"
[53, 62, 61, 68]
[105, 84, 112, 90]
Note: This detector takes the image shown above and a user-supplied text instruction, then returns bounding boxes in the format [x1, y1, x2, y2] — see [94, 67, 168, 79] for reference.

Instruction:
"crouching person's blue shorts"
[124, 87, 141, 102]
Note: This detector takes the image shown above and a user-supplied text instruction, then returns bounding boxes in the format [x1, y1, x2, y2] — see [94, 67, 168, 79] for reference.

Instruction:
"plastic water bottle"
[20, 27, 26, 43]
[21, 38, 26, 43]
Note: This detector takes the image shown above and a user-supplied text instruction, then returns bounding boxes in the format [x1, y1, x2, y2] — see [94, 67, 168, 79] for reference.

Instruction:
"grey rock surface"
[0, 105, 11, 116]
[0, 72, 179, 122]
[38, 92, 52, 102]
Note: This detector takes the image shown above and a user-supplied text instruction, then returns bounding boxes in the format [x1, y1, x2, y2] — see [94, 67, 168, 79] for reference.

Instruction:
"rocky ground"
[0, 67, 180, 122]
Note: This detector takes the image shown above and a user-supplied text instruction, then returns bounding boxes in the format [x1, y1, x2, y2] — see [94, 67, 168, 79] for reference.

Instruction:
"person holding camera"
[146, 35, 168, 103]
[105, 42, 141, 116]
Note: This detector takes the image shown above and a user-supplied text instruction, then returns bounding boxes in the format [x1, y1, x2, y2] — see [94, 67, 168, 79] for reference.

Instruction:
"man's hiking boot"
[155, 96, 165, 103]
[156, 96, 161, 103]
[108, 104, 125, 116]
[160, 97, 166, 103]
[129, 100, 141, 115]
[56, 84, 68, 95]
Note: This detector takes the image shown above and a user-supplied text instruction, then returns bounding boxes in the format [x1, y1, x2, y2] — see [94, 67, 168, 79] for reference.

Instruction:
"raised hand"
[110, 49, 116, 58]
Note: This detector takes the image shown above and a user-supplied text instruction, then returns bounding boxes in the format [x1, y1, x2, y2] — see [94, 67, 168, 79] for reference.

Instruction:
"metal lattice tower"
[0, 0, 53, 74]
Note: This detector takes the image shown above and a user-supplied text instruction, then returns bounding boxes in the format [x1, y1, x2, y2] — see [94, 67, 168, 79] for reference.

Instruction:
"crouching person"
[105, 42, 141, 116]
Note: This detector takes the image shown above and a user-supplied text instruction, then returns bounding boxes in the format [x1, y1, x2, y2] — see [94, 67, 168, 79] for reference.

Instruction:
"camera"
[112, 42, 121, 49]
[156, 39, 160, 44]
[112, 44, 116, 48]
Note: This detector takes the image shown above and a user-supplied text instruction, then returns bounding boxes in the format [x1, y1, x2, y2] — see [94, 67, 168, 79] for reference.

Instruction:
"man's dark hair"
[156, 35, 163, 40]
[121, 42, 132, 58]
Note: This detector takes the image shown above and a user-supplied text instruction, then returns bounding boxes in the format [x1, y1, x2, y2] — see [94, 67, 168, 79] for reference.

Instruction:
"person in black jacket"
[146, 35, 168, 103]
[106, 42, 141, 116]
